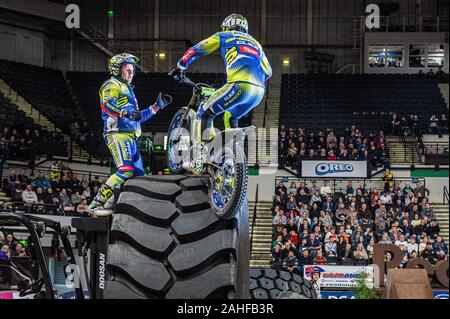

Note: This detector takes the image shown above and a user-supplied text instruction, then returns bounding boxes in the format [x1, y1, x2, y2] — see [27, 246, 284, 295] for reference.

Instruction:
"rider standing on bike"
[171, 13, 272, 172]
[88, 53, 172, 215]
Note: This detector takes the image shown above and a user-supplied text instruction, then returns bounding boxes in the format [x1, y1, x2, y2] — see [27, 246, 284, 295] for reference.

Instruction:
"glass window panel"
[386, 45, 404, 68]
[368, 45, 386, 68]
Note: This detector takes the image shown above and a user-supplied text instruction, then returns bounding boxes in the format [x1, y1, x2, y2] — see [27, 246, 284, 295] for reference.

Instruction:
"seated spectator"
[71, 191, 82, 207]
[288, 229, 299, 247]
[81, 187, 92, 203]
[283, 240, 296, 257]
[46, 197, 62, 215]
[308, 181, 320, 196]
[21, 184, 38, 211]
[309, 202, 321, 219]
[429, 114, 439, 133]
[378, 232, 392, 244]
[320, 181, 332, 197]
[366, 239, 375, 261]
[324, 237, 337, 258]
[308, 233, 322, 257]
[5, 168, 20, 196]
[335, 203, 349, 226]
[327, 149, 337, 160]
[286, 195, 300, 212]
[298, 250, 313, 271]
[309, 190, 322, 206]
[411, 213, 421, 228]
[420, 243, 438, 264]
[273, 219, 286, 236]
[271, 244, 283, 268]
[426, 219, 440, 239]
[414, 181, 430, 199]
[353, 243, 369, 264]
[297, 189, 309, 205]
[394, 234, 408, 252]
[337, 232, 351, 262]
[432, 236, 448, 255]
[286, 143, 298, 168]
[319, 210, 333, 229]
[287, 182, 297, 195]
[18, 169, 30, 190]
[11, 243, 27, 257]
[0, 244, 10, 261]
[76, 198, 89, 215]
[358, 202, 372, 221]
[298, 217, 311, 235]
[407, 236, 419, 257]
[313, 249, 327, 265]
[273, 210, 287, 226]
[35, 187, 45, 204]
[272, 234, 284, 250]
[284, 250, 297, 273]
[345, 181, 355, 196]
[275, 181, 287, 196]
[59, 188, 74, 212]
[34, 171, 51, 192]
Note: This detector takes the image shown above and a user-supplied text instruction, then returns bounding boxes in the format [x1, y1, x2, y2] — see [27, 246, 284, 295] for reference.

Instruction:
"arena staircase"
[386, 136, 422, 166]
[0, 78, 89, 162]
[439, 83, 449, 108]
[248, 201, 273, 268]
[249, 83, 279, 168]
[433, 203, 449, 243]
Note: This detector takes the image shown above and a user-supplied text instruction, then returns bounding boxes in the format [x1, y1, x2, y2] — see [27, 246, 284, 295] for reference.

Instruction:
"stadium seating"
[280, 73, 448, 135]
[0, 59, 252, 160]
[0, 59, 83, 134]
[0, 92, 66, 161]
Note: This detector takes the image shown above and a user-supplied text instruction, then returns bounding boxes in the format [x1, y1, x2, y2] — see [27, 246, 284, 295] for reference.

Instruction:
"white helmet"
[221, 14, 248, 33]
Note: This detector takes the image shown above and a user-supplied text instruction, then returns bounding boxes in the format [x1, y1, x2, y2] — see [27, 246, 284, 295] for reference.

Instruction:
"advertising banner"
[301, 160, 368, 178]
[320, 290, 449, 299]
[304, 265, 374, 288]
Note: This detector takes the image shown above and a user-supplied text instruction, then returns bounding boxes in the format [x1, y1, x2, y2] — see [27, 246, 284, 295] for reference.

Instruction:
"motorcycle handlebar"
[168, 69, 201, 93]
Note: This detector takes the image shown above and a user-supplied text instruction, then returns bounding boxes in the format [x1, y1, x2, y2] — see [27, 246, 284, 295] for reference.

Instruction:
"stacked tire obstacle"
[104, 175, 249, 299]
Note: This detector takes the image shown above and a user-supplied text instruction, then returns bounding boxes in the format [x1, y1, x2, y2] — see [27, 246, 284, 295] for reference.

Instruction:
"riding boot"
[87, 184, 114, 216]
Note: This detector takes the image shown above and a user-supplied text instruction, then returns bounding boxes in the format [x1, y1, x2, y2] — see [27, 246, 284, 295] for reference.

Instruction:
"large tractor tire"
[104, 175, 249, 299]
[249, 268, 318, 299]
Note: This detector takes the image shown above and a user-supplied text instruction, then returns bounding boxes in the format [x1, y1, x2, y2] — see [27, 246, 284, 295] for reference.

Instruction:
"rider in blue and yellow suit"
[88, 53, 172, 215]
[171, 13, 272, 171]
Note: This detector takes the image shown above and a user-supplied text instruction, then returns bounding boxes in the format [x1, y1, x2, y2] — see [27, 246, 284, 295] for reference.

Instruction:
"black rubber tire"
[104, 175, 249, 299]
[167, 108, 189, 175]
[249, 268, 317, 299]
[209, 143, 248, 220]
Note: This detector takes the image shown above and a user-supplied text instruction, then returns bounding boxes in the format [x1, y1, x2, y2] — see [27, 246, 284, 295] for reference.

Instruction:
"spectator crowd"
[1, 161, 106, 216]
[270, 177, 448, 274]
[0, 126, 54, 162]
[390, 113, 448, 136]
[279, 125, 389, 171]
[0, 232, 29, 261]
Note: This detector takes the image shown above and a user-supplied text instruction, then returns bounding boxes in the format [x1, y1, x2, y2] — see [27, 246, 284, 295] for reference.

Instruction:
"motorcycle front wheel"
[208, 143, 248, 220]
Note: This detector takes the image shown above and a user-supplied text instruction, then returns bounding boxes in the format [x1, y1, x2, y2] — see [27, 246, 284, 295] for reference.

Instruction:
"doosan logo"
[315, 163, 354, 176]
[99, 253, 106, 290]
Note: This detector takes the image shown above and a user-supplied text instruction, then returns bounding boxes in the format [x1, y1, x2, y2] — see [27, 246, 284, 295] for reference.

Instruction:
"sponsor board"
[304, 265, 374, 288]
[301, 160, 368, 178]
[320, 290, 449, 299]
[0, 291, 35, 299]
